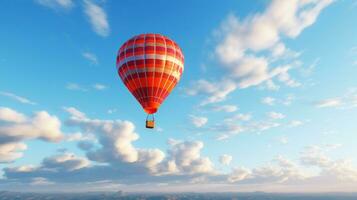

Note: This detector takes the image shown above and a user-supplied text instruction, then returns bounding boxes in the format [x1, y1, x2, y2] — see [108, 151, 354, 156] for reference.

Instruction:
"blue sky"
[1, 0, 357, 192]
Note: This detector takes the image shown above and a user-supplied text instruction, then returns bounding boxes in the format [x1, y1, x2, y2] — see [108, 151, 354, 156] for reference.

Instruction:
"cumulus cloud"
[186, 0, 332, 106]
[219, 154, 233, 165]
[158, 140, 215, 175]
[214, 0, 332, 87]
[0, 107, 64, 163]
[189, 115, 208, 128]
[0, 107, 27, 123]
[63, 107, 214, 176]
[3, 109, 216, 186]
[35, 0, 74, 10]
[0, 142, 27, 163]
[228, 156, 307, 184]
[228, 167, 251, 183]
[4, 142, 357, 191]
[0, 91, 36, 105]
[42, 153, 90, 171]
[300, 145, 357, 181]
[83, 0, 110, 37]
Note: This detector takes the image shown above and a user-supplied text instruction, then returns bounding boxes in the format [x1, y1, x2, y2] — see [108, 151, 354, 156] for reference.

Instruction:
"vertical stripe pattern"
[117, 34, 184, 114]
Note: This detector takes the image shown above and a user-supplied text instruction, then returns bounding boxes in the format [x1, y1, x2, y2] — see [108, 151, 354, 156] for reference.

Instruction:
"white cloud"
[228, 156, 307, 184]
[185, 79, 237, 105]
[66, 83, 107, 92]
[0, 108, 64, 163]
[63, 108, 215, 176]
[83, 0, 110, 37]
[82, 52, 98, 64]
[30, 177, 55, 186]
[212, 105, 238, 113]
[0, 142, 27, 163]
[42, 152, 90, 171]
[264, 80, 280, 91]
[282, 94, 295, 106]
[66, 83, 87, 91]
[289, 120, 303, 127]
[214, 0, 333, 89]
[63, 107, 86, 119]
[300, 145, 357, 182]
[4, 141, 357, 191]
[0, 107, 27, 123]
[92, 83, 107, 90]
[315, 98, 342, 108]
[219, 154, 233, 165]
[262, 95, 295, 107]
[228, 167, 251, 182]
[267, 111, 285, 120]
[279, 136, 288, 145]
[158, 140, 215, 175]
[261, 97, 275, 106]
[36, 0, 74, 10]
[107, 109, 117, 114]
[224, 113, 252, 122]
[215, 113, 283, 140]
[189, 115, 208, 128]
[65, 132, 96, 142]
[315, 89, 357, 109]
[0, 91, 36, 105]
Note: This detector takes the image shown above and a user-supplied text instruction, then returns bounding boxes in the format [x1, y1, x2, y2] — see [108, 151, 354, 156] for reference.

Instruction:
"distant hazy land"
[1, 191, 357, 200]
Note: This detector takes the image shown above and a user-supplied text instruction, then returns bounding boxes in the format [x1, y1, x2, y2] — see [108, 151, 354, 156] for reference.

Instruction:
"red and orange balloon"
[116, 34, 184, 127]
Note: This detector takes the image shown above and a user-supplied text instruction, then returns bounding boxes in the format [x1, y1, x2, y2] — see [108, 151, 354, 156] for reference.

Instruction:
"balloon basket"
[146, 120, 155, 129]
[146, 114, 155, 129]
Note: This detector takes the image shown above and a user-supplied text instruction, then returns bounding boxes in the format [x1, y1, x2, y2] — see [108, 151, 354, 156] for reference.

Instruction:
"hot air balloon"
[116, 34, 184, 129]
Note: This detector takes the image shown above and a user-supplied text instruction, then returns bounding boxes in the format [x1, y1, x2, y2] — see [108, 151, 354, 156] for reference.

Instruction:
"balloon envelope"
[116, 34, 184, 114]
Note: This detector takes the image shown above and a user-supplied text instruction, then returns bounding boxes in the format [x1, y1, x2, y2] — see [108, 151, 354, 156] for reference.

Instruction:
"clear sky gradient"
[1, 0, 357, 192]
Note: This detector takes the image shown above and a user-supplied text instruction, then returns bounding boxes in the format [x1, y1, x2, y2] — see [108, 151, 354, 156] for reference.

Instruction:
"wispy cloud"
[66, 83, 87, 92]
[92, 83, 107, 90]
[66, 83, 108, 92]
[189, 115, 208, 128]
[83, 0, 110, 37]
[211, 104, 238, 113]
[267, 111, 285, 120]
[35, 0, 74, 10]
[315, 89, 357, 109]
[261, 97, 275, 106]
[184, 79, 237, 105]
[82, 52, 98, 64]
[0, 107, 64, 163]
[0, 91, 36, 105]
[315, 98, 342, 108]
